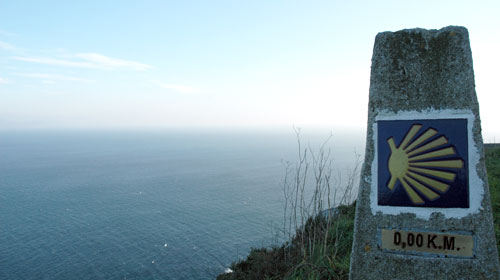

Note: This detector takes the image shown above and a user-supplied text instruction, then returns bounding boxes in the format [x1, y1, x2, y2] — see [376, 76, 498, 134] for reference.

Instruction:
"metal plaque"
[381, 229, 474, 258]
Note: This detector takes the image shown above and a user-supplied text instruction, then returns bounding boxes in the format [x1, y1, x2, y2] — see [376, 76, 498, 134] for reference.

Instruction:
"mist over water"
[0, 128, 364, 279]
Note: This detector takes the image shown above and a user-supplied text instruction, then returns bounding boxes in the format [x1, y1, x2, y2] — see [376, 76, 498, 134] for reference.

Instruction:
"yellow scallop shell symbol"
[387, 124, 464, 205]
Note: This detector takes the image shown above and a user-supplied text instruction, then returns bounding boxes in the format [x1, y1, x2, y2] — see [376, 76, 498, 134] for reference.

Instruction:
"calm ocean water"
[0, 128, 364, 279]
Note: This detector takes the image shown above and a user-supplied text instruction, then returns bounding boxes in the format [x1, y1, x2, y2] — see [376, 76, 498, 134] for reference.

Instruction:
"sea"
[0, 128, 365, 279]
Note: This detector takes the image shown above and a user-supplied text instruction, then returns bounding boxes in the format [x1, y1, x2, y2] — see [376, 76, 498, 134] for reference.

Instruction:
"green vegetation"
[485, 145, 500, 256]
[218, 145, 500, 280]
[217, 203, 355, 280]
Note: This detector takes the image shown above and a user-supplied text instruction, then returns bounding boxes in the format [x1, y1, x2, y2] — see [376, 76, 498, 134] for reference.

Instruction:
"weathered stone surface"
[350, 26, 500, 279]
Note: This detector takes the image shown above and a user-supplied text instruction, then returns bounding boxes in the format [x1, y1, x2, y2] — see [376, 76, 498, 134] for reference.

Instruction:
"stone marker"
[350, 26, 500, 279]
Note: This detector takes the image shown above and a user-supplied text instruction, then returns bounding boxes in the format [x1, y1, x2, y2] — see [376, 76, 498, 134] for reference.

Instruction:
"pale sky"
[1, 1, 499, 141]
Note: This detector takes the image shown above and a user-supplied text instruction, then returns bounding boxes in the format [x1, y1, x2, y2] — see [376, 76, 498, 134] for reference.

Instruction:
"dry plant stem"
[281, 128, 361, 269]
